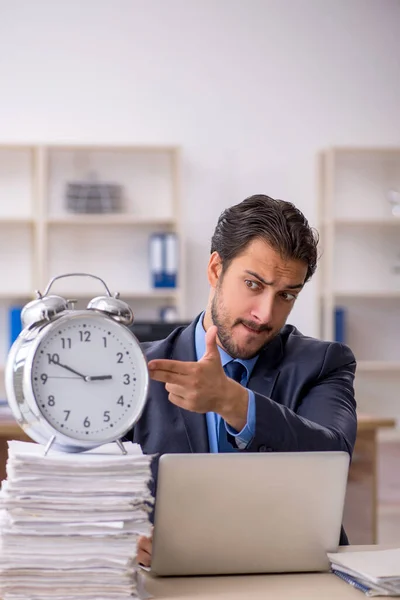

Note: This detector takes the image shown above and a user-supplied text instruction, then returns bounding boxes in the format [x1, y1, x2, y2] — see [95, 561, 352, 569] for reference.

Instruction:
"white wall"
[0, 0, 399, 335]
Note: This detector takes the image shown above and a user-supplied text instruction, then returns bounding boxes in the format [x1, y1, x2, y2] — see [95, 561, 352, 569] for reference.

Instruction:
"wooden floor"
[377, 440, 400, 544]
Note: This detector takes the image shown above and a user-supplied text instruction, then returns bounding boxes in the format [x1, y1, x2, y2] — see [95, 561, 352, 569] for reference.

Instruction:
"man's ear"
[207, 252, 223, 288]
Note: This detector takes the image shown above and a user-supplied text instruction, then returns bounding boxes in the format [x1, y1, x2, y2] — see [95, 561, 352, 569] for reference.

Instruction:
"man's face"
[208, 238, 308, 359]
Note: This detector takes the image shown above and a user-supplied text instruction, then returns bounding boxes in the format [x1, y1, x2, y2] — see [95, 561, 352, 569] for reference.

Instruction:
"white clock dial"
[30, 312, 148, 442]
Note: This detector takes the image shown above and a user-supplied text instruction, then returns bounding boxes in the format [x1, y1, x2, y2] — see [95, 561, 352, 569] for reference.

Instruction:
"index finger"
[147, 359, 196, 375]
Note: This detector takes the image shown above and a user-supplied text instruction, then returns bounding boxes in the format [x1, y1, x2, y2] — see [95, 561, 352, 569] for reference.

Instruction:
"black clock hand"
[54, 361, 88, 381]
[86, 375, 113, 381]
[48, 376, 82, 379]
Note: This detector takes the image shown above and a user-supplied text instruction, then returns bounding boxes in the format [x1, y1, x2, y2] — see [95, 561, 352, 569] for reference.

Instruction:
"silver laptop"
[151, 451, 349, 576]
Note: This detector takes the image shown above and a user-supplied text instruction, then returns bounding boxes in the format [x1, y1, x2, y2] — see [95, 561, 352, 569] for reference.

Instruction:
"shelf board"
[47, 215, 177, 227]
[357, 361, 400, 373]
[324, 218, 400, 226]
[0, 291, 35, 300]
[332, 291, 400, 299]
[0, 290, 180, 300]
[53, 289, 180, 299]
[46, 144, 179, 152]
[329, 146, 400, 155]
[0, 144, 35, 151]
[0, 217, 34, 226]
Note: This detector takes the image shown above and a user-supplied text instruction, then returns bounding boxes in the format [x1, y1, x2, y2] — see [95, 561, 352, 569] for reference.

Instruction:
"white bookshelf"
[0, 144, 183, 395]
[318, 147, 400, 428]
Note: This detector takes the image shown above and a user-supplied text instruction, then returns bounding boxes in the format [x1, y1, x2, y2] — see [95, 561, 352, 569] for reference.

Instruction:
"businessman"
[132, 194, 357, 566]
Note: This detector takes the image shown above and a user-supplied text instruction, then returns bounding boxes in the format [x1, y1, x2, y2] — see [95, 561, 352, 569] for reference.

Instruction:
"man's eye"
[281, 292, 297, 302]
[244, 279, 260, 291]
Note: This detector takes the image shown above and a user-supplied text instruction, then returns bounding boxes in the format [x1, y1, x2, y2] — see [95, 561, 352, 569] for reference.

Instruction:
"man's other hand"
[137, 534, 152, 567]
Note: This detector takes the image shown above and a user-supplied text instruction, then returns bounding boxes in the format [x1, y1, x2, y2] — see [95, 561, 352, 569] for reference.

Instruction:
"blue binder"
[164, 233, 178, 288]
[149, 233, 165, 288]
[149, 233, 178, 288]
[334, 307, 347, 344]
[9, 306, 23, 347]
[332, 569, 371, 595]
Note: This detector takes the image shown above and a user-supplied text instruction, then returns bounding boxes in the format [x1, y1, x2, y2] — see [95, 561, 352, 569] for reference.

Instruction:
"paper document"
[0, 440, 154, 600]
[328, 548, 400, 596]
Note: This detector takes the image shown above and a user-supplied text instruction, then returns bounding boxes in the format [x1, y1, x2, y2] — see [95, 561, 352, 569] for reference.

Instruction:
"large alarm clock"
[5, 273, 149, 454]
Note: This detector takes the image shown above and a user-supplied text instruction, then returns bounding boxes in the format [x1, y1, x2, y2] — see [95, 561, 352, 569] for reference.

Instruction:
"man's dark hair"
[210, 194, 319, 283]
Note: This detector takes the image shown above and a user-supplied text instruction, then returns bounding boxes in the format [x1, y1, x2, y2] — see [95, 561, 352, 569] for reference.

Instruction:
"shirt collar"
[194, 312, 259, 381]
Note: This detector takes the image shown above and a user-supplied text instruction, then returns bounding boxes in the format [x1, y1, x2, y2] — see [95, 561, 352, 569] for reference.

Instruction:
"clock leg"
[44, 435, 56, 456]
[115, 438, 127, 455]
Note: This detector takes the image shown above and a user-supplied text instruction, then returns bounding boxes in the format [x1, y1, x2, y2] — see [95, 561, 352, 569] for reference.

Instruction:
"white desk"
[144, 545, 393, 599]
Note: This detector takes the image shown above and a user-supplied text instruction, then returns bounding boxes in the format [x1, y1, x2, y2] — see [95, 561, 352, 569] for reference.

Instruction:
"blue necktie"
[218, 361, 246, 452]
[225, 360, 246, 385]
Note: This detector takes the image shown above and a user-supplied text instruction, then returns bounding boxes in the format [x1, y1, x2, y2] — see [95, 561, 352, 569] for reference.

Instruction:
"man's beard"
[210, 286, 274, 360]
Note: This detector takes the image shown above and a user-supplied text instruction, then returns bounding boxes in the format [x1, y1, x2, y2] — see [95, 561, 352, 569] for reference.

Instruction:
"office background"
[1, 0, 399, 335]
[0, 0, 399, 544]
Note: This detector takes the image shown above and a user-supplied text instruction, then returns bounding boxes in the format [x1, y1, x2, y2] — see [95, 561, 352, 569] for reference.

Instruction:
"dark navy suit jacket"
[125, 316, 357, 545]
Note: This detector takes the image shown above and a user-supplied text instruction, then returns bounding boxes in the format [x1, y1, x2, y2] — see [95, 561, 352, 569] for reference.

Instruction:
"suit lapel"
[170, 318, 209, 453]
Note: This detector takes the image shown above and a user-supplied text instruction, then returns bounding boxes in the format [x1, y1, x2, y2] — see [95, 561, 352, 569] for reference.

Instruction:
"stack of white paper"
[328, 548, 400, 596]
[0, 440, 154, 600]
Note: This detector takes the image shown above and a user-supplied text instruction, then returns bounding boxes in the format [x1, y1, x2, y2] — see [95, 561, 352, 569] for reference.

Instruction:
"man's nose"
[250, 295, 275, 324]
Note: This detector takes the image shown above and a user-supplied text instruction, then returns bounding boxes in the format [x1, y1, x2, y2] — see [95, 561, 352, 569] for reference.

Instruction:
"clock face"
[30, 312, 148, 442]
